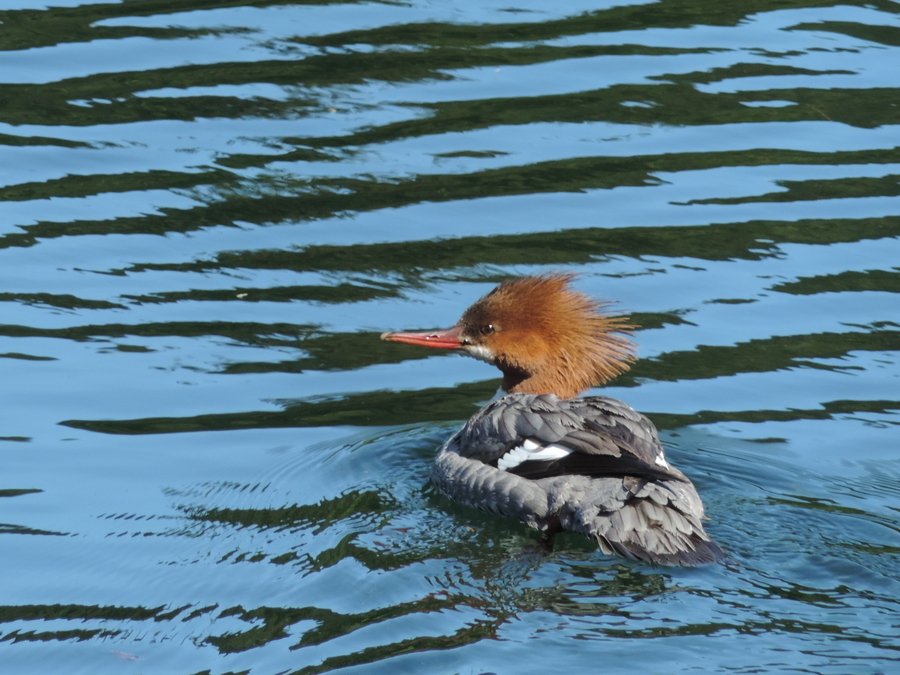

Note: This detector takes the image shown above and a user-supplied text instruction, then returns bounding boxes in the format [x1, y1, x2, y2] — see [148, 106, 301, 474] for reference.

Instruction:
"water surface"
[1, 0, 898, 673]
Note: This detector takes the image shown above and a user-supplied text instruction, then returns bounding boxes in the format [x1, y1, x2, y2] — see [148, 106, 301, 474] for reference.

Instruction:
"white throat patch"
[463, 344, 495, 364]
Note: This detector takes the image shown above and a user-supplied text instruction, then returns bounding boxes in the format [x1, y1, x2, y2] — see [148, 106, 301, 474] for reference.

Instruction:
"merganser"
[382, 274, 724, 566]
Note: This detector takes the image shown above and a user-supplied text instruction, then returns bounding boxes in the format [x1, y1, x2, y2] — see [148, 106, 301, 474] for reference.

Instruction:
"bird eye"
[480, 324, 495, 336]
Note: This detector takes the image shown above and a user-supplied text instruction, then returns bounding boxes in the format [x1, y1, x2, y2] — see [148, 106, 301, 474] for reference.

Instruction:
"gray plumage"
[431, 393, 724, 566]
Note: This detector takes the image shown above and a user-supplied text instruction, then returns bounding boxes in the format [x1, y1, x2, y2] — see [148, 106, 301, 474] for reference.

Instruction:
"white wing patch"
[497, 438, 572, 471]
[654, 454, 670, 469]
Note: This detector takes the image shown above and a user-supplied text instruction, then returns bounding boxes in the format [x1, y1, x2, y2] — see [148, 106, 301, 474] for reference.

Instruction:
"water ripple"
[1, 0, 899, 673]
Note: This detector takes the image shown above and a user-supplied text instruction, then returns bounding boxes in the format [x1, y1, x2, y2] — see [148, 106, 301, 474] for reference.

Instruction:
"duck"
[381, 273, 724, 565]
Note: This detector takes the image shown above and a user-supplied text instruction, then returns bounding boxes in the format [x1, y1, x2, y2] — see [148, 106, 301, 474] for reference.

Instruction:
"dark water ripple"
[1, 0, 899, 673]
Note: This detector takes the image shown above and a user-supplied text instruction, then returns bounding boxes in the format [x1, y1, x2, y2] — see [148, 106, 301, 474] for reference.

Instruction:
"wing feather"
[455, 393, 686, 483]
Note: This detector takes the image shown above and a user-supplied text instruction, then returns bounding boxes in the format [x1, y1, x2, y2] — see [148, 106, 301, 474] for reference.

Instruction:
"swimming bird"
[381, 274, 723, 565]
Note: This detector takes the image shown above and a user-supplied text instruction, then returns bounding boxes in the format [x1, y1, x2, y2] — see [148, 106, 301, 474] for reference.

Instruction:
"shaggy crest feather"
[459, 274, 636, 398]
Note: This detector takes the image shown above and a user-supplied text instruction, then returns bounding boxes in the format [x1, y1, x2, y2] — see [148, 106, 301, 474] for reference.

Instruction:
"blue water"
[1, 1, 898, 673]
